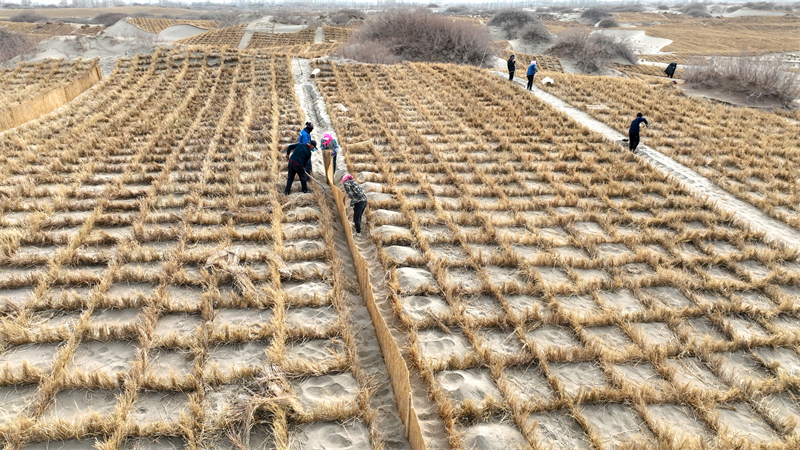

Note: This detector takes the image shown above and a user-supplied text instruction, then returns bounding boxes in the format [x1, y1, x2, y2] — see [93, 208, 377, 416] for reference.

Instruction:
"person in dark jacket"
[342, 174, 368, 234]
[507, 55, 516, 81]
[285, 140, 316, 195]
[298, 122, 314, 174]
[628, 113, 649, 153]
[664, 62, 677, 79]
[526, 60, 538, 90]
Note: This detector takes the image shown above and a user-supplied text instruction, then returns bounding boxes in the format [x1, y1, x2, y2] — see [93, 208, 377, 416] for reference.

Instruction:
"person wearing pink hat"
[322, 133, 341, 173]
[342, 174, 367, 235]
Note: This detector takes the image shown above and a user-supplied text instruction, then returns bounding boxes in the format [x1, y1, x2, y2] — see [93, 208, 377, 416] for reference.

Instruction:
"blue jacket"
[527, 63, 537, 76]
[299, 127, 312, 145]
[629, 117, 649, 134]
[289, 143, 313, 168]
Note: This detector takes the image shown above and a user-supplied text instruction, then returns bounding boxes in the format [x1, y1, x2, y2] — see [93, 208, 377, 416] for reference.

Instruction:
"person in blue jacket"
[628, 113, 649, 153]
[298, 122, 314, 174]
[285, 140, 316, 195]
[526, 60, 537, 90]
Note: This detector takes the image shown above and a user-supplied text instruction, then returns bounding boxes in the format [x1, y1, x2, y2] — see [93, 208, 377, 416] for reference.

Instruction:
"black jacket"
[288, 143, 313, 168]
[507, 57, 516, 72]
[664, 62, 677, 76]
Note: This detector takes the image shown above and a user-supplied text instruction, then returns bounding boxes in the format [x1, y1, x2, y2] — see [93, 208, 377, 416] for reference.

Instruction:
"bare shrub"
[92, 12, 126, 27]
[272, 10, 303, 26]
[9, 11, 47, 23]
[519, 21, 552, 45]
[0, 27, 35, 62]
[610, 4, 646, 12]
[335, 41, 400, 64]
[548, 27, 636, 72]
[657, 4, 671, 10]
[198, 11, 240, 27]
[598, 17, 619, 28]
[684, 53, 800, 104]
[444, 5, 470, 15]
[726, 5, 743, 12]
[338, 9, 365, 19]
[680, 3, 711, 16]
[427, 4, 440, 8]
[580, 7, 611, 23]
[329, 13, 351, 25]
[488, 8, 542, 39]
[345, 10, 494, 65]
[743, 2, 777, 10]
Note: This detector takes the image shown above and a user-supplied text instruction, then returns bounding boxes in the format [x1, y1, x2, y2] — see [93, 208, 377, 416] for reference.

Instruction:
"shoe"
[302, 189, 313, 194]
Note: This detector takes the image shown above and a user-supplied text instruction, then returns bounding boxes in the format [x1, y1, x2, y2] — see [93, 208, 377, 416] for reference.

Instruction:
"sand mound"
[460, 422, 528, 450]
[595, 29, 672, 55]
[158, 24, 206, 42]
[105, 20, 156, 39]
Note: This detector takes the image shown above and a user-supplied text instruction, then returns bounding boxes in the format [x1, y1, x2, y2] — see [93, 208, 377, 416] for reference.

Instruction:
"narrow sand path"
[292, 58, 413, 450]
[238, 18, 272, 49]
[497, 71, 800, 253]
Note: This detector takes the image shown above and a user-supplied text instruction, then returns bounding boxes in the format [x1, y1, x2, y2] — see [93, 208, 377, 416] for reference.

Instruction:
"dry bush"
[597, 17, 619, 28]
[657, 4, 671, 9]
[92, 12, 126, 27]
[743, 1, 777, 10]
[345, 10, 494, 66]
[726, 5, 744, 12]
[519, 20, 552, 45]
[610, 3, 646, 12]
[487, 8, 540, 39]
[548, 27, 636, 72]
[580, 7, 611, 23]
[0, 26, 35, 62]
[680, 2, 711, 17]
[685, 53, 800, 104]
[272, 10, 303, 26]
[9, 11, 47, 23]
[444, 5, 470, 15]
[328, 13, 351, 25]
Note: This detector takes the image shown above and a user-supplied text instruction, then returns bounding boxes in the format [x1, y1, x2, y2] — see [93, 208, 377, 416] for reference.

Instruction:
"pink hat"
[342, 174, 353, 183]
[322, 133, 333, 145]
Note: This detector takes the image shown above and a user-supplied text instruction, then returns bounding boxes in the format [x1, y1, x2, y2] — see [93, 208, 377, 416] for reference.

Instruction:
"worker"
[322, 133, 341, 174]
[298, 122, 314, 175]
[628, 113, 649, 154]
[664, 62, 677, 79]
[526, 60, 537, 91]
[342, 174, 368, 235]
[285, 140, 317, 195]
[507, 54, 516, 81]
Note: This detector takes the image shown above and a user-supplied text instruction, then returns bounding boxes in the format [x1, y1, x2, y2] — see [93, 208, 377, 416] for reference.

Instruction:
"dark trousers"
[508, 71, 514, 81]
[629, 132, 640, 151]
[332, 152, 337, 174]
[667, 73, 674, 79]
[526, 75, 534, 90]
[353, 200, 367, 233]
[285, 162, 309, 194]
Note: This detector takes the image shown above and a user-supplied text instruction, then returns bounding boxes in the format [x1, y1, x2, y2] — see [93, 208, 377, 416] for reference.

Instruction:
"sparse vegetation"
[548, 27, 636, 72]
[91, 12, 126, 27]
[488, 8, 542, 39]
[580, 7, 612, 23]
[8, 11, 47, 23]
[444, 5, 470, 15]
[598, 17, 620, 28]
[0, 26, 34, 62]
[519, 20, 552, 45]
[681, 2, 711, 17]
[743, 1, 777, 10]
[345, 10, 494, 65]
[685, 53, 800, 104]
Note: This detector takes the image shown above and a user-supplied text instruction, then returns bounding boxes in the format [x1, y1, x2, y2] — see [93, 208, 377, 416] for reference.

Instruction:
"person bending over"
[342, 174, 368, 235]
[628, 113, 649, 154]
[285, 140, 316, 195]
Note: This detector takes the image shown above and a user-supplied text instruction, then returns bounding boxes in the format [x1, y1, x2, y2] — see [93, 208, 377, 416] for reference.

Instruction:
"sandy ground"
[596, 29, 672, 55]
[496, 71, 800, 253]
[158, 24, 206, 42]
[291, 58, 412, 450]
